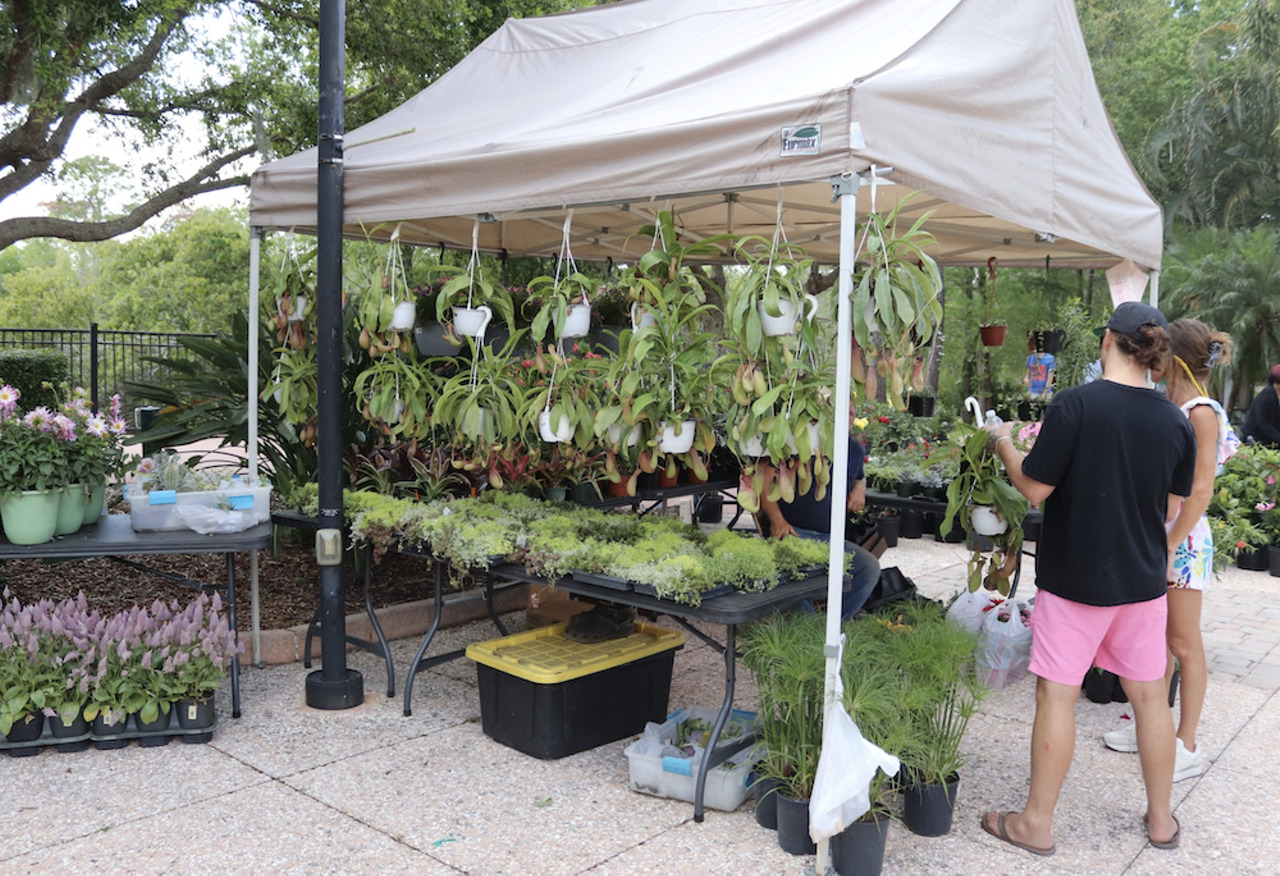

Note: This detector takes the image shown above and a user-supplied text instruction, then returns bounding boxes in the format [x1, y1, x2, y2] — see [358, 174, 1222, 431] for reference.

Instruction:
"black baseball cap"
[1106, 302, 1167, 339]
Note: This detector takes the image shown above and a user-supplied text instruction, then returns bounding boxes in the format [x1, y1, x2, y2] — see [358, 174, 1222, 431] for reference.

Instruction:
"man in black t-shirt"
[978, 302, 1196, 856]
[758, 437, 880, 619]
[1241, 364, 1280, 447]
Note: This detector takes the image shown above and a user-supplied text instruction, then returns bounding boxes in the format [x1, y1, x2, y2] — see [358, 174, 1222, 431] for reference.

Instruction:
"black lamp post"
[306, 0, 363, 709]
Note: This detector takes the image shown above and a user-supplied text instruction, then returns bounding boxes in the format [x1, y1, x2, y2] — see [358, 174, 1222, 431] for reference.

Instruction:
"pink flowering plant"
[59, 387, 130, 487]
[86, 592, 241, 724]
[0, 590, 65, 735]
[0, 384, 69, 494]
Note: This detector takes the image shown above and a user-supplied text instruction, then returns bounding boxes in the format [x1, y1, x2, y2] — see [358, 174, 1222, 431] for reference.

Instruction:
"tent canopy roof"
[249, 0, 1162, 270]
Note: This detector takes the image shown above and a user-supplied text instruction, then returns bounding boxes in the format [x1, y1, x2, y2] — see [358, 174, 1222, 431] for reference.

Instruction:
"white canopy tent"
[248, 0, 1162, 851]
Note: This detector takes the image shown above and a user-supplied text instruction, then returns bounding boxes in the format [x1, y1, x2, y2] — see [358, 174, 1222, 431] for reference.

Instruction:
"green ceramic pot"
[81, 482, 107, 525]
[0, 488, 60, 545]
[55, 484, 86, 535]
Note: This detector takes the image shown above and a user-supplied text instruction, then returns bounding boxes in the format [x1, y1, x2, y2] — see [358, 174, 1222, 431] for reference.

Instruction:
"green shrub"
[0, 349, 68, 409]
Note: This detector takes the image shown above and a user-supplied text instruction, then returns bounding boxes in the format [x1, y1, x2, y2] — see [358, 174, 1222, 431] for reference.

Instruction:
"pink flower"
[109, 394, 123, 418]
[108, 416, 127, 436]
[86, 414, 108, 438]
[1256, 502, 1275, 512]
[23, 406, 52, 431]
[1268, 476, 1276, 486]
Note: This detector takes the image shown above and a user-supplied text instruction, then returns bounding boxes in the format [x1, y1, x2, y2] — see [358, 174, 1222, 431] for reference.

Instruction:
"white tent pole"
[248, 226, 263, 666]
[813, 171, 859, 871]
[1150, 269, 1160, 309]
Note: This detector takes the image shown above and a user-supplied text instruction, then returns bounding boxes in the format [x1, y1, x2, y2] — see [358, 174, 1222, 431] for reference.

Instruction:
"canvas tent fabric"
[249, 0, 1162, 270]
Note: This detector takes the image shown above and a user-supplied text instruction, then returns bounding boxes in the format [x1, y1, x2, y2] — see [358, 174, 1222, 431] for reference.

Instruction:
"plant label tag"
[150, 490, 177, 505]
[227, 495, 254, 510]
[187, 704, 198, 721]
[780, 124, 821, 157]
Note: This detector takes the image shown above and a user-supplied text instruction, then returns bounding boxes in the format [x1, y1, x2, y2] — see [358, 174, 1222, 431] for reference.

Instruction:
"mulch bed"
[0, 523, 461, 630]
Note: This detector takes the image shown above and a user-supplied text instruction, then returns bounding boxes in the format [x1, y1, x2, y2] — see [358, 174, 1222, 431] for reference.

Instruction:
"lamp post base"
[306, 668, 364, 710]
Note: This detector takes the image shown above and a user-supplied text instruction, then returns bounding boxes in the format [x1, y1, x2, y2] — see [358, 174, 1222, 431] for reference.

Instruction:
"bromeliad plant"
[941, 422, 1029, 594]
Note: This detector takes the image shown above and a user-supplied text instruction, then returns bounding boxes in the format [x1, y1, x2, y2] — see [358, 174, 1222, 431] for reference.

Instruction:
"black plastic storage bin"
[467, 621, 683, 759]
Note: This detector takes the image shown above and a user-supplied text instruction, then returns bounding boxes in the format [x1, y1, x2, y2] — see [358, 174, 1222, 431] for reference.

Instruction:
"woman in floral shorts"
[1104, 318, 1237, 783]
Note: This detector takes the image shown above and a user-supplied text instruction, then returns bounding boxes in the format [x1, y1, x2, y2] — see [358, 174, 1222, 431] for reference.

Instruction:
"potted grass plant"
[864, 598, 986, 836]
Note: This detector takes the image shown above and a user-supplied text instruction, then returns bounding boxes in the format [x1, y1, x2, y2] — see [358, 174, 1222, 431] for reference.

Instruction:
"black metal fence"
[0, 324, 214, 413]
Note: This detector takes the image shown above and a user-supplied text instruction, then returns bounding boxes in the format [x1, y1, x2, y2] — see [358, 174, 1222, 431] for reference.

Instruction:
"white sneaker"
[1103, 723, 1138, 753]
[1174, 738, 1205, 782]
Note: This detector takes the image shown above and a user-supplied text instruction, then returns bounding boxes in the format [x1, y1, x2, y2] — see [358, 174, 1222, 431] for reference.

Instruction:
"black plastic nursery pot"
[1237, 546, 1268, 571]
[875, 515, 900, 548]
[775, 794, 817, 856]
[1268, 546, 1280, 577]
[751, 773, 779, 830]
[902, 774, 960, 836]
[831, 815, 890, 876]
[899, 509, 925, 539]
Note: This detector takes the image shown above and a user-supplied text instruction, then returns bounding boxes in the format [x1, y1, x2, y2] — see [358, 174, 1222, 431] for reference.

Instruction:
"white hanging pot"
[453, 305, 493, 338]
[606, 422, 641, 447]
[970, 505, 1009, 536]
[538, 410, 574, 443]
[559, 304, 592, 339]
[287, 295, 309, 324]
[272, 386, 283, 406]
[630, 303, 656, 330]
[784, 421, 823, 455]
[391, 301, 417, 331]
[758, 293, 818, 337]
[658, 419, 697, 454]
[738, 432, 766, 458]
[388, 397, 405, 424]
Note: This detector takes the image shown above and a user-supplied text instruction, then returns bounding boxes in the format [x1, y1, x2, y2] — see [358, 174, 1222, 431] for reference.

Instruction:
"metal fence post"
[89, 322, 100, 409]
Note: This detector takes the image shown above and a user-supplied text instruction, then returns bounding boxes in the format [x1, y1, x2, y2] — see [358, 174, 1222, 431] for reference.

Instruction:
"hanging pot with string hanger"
[979, 257, 1007, 347]
[537, 356, 574, 443]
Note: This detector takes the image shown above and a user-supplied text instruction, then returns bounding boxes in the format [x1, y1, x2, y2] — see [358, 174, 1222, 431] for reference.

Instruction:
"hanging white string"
[467, 219, 480, 310]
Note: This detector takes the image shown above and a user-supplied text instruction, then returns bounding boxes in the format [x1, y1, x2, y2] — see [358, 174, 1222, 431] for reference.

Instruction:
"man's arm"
[987, 426, 1054, 506]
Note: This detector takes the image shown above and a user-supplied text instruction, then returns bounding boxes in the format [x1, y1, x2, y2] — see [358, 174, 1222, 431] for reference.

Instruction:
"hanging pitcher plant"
[851, 193, 944, 411]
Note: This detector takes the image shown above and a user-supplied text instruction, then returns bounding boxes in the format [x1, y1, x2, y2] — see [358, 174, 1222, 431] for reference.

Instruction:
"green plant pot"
[0, 488, 60, 545]
[82, 482, 107, 525]
[55, 484, 87, 535]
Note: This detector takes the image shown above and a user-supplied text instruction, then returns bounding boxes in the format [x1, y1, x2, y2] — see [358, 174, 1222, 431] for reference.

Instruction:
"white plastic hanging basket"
[758, 293, 818, 337]
[391, 301, 417, 331]
[970, 505, 1009, 536]
[453, 305, 492, 338]
[607, 422, 641, 447]
[658, 420, 697, 454]
[287, 295, 308, 324]
[738, 432, 767, 458]
[538, 410, 574, 444]
[560, 304, 592, 339]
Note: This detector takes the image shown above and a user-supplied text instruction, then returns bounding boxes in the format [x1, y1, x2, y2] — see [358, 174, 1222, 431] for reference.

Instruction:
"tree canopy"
[0, 0, 598, 251]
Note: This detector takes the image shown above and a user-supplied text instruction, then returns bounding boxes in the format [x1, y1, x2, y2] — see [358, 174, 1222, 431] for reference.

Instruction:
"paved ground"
[2, 531, 1277, 874]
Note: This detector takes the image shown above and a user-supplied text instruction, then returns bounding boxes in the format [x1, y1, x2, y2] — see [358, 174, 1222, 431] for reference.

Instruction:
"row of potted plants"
[289, 488, 845, 606]
[741, 597, 987, 868]
[0, 590, 240, 753]
[0, 385, 131, 545]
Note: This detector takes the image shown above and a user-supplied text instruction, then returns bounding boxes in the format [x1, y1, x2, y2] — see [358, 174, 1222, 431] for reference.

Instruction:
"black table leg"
[225, 553, 241, 719]
[403, 560, 446, 717]
[363, 546, 395, 697]
[694, 623, 736, 822]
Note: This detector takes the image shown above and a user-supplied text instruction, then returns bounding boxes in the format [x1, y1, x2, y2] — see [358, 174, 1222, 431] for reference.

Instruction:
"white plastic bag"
[174, 505, 257, 535]
[947, 588, 1000, 634]
[976, 598, 1033, 689]
[809, 654, 900, 842]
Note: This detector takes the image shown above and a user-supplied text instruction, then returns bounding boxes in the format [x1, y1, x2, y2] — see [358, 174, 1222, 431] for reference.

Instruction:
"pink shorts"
[1028, 589, 1168, 685]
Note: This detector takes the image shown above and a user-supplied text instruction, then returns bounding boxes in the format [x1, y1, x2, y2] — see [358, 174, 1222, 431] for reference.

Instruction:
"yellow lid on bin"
[466, 621, 684, 684]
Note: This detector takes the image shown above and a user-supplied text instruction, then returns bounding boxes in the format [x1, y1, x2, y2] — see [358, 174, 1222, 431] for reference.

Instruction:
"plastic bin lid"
[465, 621, 683, 684]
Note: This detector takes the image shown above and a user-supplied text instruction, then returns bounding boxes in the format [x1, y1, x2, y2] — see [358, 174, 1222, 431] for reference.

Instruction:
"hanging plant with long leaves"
[852, 194, 944, 410]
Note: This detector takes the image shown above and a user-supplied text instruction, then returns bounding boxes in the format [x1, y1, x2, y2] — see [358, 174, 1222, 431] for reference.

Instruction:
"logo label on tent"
[780, 124, 822, 157]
